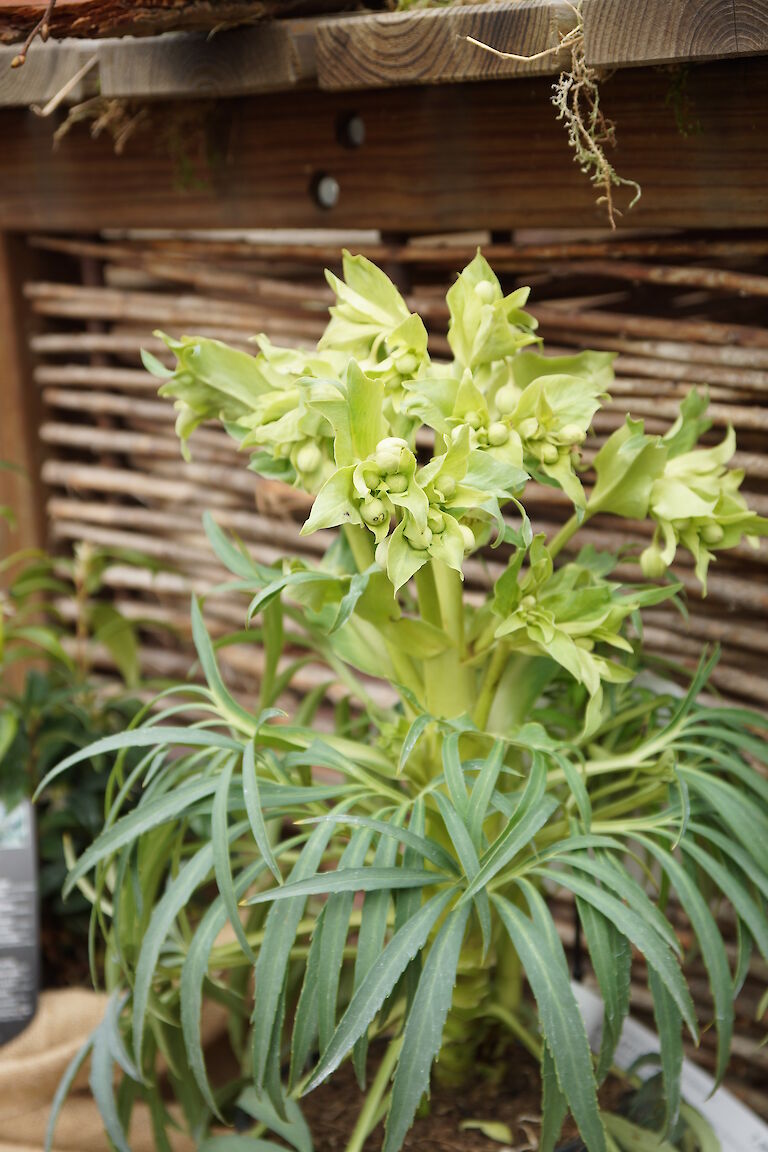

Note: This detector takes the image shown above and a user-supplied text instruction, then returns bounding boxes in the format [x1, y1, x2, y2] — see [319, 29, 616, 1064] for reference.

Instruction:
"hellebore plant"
[43, 253, 768, 1152]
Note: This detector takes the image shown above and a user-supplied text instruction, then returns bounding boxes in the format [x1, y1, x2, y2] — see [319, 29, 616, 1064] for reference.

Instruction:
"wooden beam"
[583, 0, 768, 68]
[0, 0, 359, 44]
[315, 1, 575, 91]
[98, 23, 317, 99]
[0, 234, 47, 555]
[0, 59, 767, 231]
[0, 39, 99, 106]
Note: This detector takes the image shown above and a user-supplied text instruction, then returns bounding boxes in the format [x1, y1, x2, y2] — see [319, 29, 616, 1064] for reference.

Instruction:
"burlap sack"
[0, 989, 208, 1152]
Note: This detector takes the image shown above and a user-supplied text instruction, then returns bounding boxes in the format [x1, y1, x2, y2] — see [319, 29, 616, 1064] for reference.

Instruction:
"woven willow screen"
[25, 229, 768, 1112]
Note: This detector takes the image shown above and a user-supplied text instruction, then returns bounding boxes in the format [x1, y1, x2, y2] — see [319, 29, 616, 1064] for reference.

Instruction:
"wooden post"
[0, 233, 47, 557]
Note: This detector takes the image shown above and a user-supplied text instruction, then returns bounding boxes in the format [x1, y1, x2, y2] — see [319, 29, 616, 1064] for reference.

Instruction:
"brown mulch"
[303, 1040, 628, 1152]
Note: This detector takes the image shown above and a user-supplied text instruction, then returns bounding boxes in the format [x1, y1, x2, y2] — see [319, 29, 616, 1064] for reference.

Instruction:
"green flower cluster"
[590, 390, 768, 592]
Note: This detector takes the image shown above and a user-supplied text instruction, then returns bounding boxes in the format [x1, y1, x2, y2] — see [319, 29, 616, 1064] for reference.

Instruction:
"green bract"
[48, 253, 768, 1152]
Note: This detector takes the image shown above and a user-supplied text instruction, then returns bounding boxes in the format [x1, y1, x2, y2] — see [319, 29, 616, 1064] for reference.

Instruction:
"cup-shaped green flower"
[645, 426, 768, 592]
[320, 251, 430, 437]
[376, 506, 467, 590]
[446, 251, 539, 369]
[492, 537, 677, 697]
[499, 353, 610, 507]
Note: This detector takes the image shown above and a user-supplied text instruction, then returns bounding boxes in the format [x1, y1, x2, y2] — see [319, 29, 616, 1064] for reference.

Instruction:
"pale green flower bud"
[427, 509, 445, 534]
[560, 424, 586, 444]
[405, 523, 433, 549]
[361, 464, 381, 490]
[520, 594, 536, 611]
[474, 280, 496, 304]
[275, 442, 293, 459]
[640, 543, 667, 580]
[495, 383, 520, 415]
[394, 350, 419, 375]
[361, 498, 388, 527]
[540, 444, 559, 465]
[374, 436, 409, 473]
[464, 410, 482, 430]
[295, 443, 322, 474]
[459, 524, 475, 552]
[517, 417, 539, 440]
[387, 473, 409, 494]
[487, 422, 509, 447]
[441, 476, 457, 499]
[702, 523, 724, 545]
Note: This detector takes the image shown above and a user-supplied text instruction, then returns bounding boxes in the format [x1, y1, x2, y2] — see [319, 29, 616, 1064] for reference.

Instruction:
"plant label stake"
[0, 799, 38, 1045]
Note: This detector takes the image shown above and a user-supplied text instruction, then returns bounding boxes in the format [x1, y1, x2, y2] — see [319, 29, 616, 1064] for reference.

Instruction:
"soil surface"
[304, 1041, 625, 1152]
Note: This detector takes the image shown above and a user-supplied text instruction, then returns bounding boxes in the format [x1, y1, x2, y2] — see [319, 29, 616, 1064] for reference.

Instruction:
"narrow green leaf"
[36, 726, 242, 798]
[467, 740, 504, 848]
[460, 794, 557, 904]
[46, 1033, 95, 1152]
[317, 828, 375, 1051]
[191, 596, 256, 731]
[243, 867, 442, 906]
[298, 812, 459, 875]
[213, 762, 257, 963]
[290, 906, 325, 1088]
[434, 792, 491, 958]
[648, 967, 683, 1133]
[680, 837, 768, 962]
[243, 740, 282, 884]
[182, 854, 283, 1117]
[399, 714, 432, 775]
[637, 836, 732, 1085]
[494, 891, 605, 1152]
[577, 898, 631, 1082]
[305, 889, 455, 1093]
[442, 731, 469, 819]
[351, 814, 402, 1088]
[237, 1088, 313, 1152]
[539, 1042, 568, 1152]
[536, 869, 697, 1038]
[252, 823, 337, 1088]
[383, 902, 471, 1152]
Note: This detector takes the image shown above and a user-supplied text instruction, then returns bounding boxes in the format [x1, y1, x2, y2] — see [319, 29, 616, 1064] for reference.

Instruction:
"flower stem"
[345, 1036, 402, 1152]
[473, 643, 508, 730]
[548, 508, 591, 560]
[344, 523, 376, 572]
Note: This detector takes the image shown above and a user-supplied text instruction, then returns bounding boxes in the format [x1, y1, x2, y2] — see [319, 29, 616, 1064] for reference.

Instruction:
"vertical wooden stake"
[0, 233, 47, 557]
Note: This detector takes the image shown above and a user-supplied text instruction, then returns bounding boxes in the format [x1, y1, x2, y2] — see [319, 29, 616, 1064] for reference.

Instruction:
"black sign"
[0, 799, 39, 1045]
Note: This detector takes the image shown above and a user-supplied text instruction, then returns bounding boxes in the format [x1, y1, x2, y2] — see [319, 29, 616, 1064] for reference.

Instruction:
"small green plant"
[1, 542, 145, 977]
[44, 252, 768, 1152]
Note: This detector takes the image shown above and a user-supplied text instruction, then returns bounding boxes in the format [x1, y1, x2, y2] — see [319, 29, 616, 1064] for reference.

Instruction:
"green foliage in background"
[43, 252, 768, 1152]
[1, 542, 147, 967]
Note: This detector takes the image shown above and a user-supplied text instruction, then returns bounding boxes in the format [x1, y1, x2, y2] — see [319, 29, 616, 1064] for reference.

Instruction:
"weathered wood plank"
[734, 0, 768, 51]
[0, 38, 99, 105]
[0, 0, 359, 44]
[0, 59, 767, 230]
[0, 235, 47, 554]
[583, 0, 768, 68]
[98, 22, 317, 99]
[316, 1, 575, 91]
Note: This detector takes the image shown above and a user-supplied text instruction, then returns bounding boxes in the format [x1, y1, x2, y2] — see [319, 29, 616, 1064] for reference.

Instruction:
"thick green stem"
[345, 1036, 402, 1152]
[473, 643, 508, 730]
[414, 564, 443, 629]
[547, 511, 584, 560]
[432, 561, 465, 656]
[343, 523, 376, 572]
